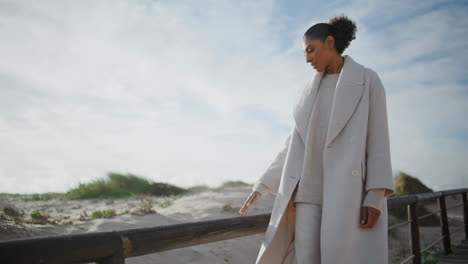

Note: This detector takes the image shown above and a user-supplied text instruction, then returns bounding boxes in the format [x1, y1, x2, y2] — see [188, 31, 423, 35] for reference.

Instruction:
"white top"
[254, 72, 385, 211]
[293, 72, 339, 204]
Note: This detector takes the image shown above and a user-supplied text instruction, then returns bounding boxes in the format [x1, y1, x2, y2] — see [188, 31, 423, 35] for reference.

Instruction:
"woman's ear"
[325, 35, 336, 50]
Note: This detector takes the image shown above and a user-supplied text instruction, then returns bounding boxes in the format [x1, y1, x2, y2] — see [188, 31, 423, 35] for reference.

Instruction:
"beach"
[0, 186, 465, 263]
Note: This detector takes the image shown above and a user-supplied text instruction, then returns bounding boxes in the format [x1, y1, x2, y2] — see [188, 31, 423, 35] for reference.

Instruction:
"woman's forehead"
[302, 39, 319, 49]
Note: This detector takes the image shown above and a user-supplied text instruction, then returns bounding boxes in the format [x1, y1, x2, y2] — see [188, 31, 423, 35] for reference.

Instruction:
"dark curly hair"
[303, 14, 357, 54]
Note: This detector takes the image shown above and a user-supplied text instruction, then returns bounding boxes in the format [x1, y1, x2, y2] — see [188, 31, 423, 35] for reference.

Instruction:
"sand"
[0, 187, 465, 263]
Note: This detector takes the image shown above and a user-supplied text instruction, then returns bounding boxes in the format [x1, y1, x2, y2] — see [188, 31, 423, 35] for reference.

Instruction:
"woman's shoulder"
[363, 66, 381, 83]
[363, 66, 385, 91]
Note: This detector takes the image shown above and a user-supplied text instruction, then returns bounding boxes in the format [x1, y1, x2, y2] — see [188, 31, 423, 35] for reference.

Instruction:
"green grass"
[421, 247, 443, 264]
[3, 205, 24, 217]
[186, 184, 212, 193]
[213, 180, 252, 191]
[131, 198, 157, 215]
[393, 188, 409, 197]
[29, 192, 65, 201]
[26, 210, 53, 224]
[91, 209, 117, 219]
[0, 175, 256, 201]
[65, 172, 186, 199]
[158, 200, 172, 208]
[0, 192, 65, 201]
[30, 210, 50, 221]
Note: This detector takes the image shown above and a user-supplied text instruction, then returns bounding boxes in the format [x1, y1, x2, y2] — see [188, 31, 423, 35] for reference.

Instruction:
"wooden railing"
[387, 188, 468, 264]
[0, 188, 467, 264]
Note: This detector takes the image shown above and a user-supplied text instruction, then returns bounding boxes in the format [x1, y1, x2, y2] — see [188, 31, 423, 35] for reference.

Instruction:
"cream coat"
[253, 54, 395, 264]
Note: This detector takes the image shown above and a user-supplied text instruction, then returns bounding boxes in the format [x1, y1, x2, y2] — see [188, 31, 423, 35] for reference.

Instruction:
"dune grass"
[212, 180, 252, 191]
[0, 192, 66, 201]
[0, 175, 256, 201]
[91, 209, 117, 219]
[65, 178, 254, 199]
[65, 172, 186, 199]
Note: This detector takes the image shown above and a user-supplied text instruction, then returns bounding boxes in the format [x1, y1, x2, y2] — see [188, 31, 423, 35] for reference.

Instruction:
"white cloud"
[337, 0, 468, 190]
[0, 0, 304, 193]
[0, 0, 467, 193]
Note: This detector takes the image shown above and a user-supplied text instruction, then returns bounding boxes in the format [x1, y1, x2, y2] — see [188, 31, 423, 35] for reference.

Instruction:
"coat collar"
[293, 54, 365, 147]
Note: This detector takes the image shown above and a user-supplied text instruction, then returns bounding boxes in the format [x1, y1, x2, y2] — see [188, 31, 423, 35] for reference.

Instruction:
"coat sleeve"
[365, 70, 395, 197]
[252, 182, 273, 197]
[362, 188, 386, 211]
[252, 131, 292, 196]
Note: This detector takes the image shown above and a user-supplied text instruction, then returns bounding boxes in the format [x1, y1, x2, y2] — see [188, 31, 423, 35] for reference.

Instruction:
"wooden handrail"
[0, 213, 270, 263]
[0, 188, 467, 264]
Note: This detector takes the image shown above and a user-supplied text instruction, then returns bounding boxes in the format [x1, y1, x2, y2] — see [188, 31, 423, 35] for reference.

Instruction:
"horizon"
[0, 169, 463, 195]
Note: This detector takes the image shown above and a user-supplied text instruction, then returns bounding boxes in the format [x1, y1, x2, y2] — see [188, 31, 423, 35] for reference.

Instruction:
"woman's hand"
[239, 191, 262, 215]
[359, 206, 381, 229]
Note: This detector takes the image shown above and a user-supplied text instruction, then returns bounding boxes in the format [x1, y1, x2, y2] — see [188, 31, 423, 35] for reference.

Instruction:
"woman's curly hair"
[304, 14, 357, 54]
[328, 15, 357, 54]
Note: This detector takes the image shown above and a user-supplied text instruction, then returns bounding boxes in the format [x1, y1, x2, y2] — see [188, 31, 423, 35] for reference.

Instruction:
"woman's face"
[303, 36, 335, 72]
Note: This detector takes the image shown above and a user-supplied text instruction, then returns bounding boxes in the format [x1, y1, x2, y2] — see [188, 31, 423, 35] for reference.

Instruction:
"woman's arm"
[251, 131, 292, 196]
[362, 188, 386, 211]
[365, 69, 395, 197]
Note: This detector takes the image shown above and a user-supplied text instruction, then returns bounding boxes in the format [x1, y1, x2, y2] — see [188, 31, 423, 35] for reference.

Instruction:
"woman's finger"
[360, 207, 374, 229]
[239, 202, 249, 214]
[239, 192, 258, 215]
[240, 197, 253, 214]
[360, 206, 368, 225]
[360, 207, 381, 228]
[366, 207, 380, 227]
[368, 209, 380, 226]
[246, 193, 256, 206]
[248, 192, 261, 204]
[250, 192, 261, 205]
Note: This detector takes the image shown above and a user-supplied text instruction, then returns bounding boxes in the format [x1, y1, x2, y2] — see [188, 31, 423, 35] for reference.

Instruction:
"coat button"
[350, 136, 357, 143]
[352, 169, 359, 176]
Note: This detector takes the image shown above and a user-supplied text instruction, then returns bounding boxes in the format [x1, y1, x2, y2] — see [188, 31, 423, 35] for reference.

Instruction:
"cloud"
[0, 0, 467, 193]
[0, 0, 303, 193]
[337, 0, 468, 190]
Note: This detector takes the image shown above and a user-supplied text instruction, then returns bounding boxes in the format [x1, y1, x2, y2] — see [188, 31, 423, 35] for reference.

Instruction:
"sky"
[1, 0, 467, 193]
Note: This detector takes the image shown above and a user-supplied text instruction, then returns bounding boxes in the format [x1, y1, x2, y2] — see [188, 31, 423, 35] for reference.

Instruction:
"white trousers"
[283, 202, 322, 264]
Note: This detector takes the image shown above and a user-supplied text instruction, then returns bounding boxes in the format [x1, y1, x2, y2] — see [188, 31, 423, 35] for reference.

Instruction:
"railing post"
[408, 202, 421, 264]
[462, 192, 468, 239]
[438, 194, 452, 254]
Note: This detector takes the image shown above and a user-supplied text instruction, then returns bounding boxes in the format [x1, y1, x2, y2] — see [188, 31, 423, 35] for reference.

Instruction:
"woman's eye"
[304, 48, 314, 56]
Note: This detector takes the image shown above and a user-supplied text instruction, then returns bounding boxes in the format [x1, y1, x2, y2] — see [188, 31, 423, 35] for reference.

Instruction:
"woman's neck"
[325, 55, 344, 74]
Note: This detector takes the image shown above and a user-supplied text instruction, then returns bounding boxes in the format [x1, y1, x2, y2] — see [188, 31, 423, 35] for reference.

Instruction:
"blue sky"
[0, 0, 467, 193]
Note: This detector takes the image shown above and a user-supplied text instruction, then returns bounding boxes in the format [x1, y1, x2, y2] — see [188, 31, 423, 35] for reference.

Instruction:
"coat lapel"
[292, 70, 323, 145]
[293, 54, 365, 147]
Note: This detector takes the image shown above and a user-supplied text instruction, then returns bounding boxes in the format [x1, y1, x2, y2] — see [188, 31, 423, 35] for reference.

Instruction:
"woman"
[239, 15, 395, 264]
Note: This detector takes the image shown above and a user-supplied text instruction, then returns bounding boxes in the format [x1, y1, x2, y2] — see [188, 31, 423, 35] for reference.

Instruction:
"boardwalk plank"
[437, 240, 468, 264]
